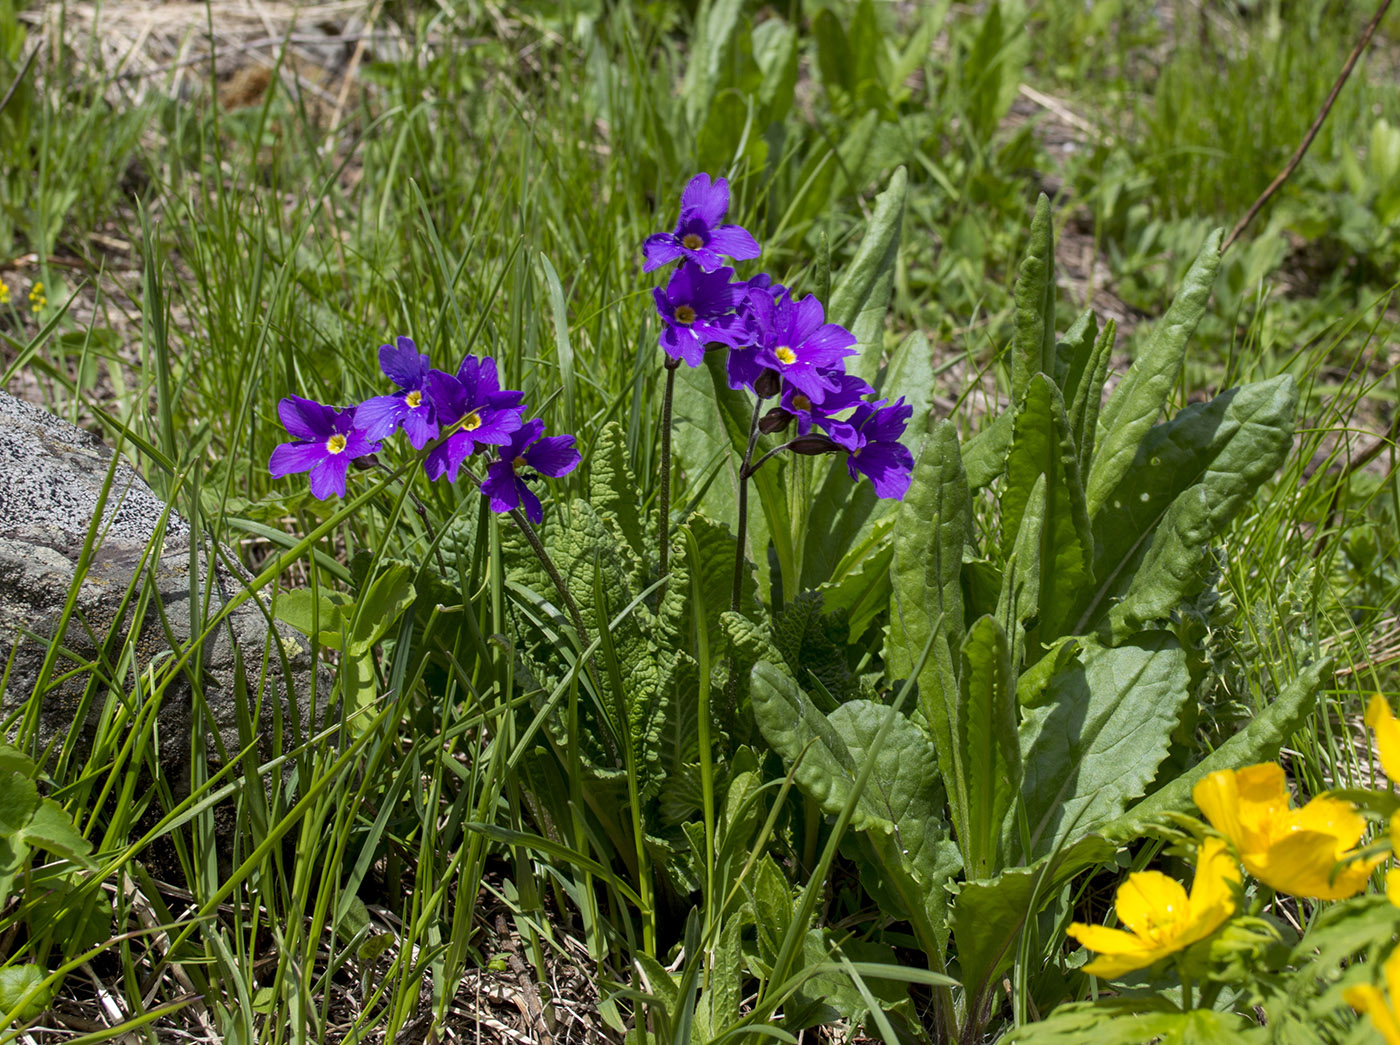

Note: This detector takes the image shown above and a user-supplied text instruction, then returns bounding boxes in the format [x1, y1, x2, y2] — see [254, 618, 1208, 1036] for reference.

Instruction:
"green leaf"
[0, 772, 39, 836]
[1108, 658, 1331, 836]
[682, 0, 744, 129]
[1087, 229, 1223, 518]
[347, 564, 415, 656]
[996, 473, 1045, 675]
[590, 420, 646, 565]
[18, 799, 93, 866]
[1098, 376, 1298, 637]
[951, 866, 1038, 1016]
[959, 616, 1019, 878]
[887, 421, 969, 843]
[962, 410, 1012, 490]
[1000, 374, 1092, 643]
[0, 965, 51, 1023]
[817, 515, 894, 642]
[0, 742, 36, 779]
[1065, 315, 1115, 478]
[1010, 194, 1056, 405]
[273, 588, 350, 649]
[1018, 635, 1189, 861]
[830, 166, 907, 386]
[1002, 999, 1251, 1044]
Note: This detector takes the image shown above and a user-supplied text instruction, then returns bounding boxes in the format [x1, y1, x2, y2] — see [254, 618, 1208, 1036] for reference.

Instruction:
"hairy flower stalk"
[656, 357, 680, 605]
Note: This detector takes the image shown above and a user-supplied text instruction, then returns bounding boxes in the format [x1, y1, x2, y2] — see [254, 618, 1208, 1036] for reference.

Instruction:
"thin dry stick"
[1222, 0, 1393, 253]
[0, 40, 39, 119]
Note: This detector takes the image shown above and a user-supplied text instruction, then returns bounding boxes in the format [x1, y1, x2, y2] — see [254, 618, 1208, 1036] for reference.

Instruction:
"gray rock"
[0, 391, 327, 792]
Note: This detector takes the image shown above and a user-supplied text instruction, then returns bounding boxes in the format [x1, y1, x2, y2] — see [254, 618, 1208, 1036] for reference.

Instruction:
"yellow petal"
[1291, 795, 1368, 851]
[1367, 695, 1400, 784]
[1385, 946, 1400, 1009]
[1181, 838, 1241, 943]
[1257, 830, 1374, 900]
[1066, 923, 1154, 956]
[1114, 871, 1188, 942]
[1387, 867, 1400, 908]
[1193, 770, 1246, 847]
[1346, 983, 1400, 1045]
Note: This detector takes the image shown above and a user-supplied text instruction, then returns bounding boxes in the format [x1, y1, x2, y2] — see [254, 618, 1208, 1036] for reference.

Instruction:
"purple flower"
[726, 274, 785, 392]
[355, 336, 439, 449]
[480, 419, 582, 524]
[750, 291, 858, 401]
[653, 262, 749, 367]
[845, 398, 915, 500]
[780, 371, 874, 448]
[423, 355, 525, 483]
[643, 173, 761, 274]
[268, 396, 379, 500]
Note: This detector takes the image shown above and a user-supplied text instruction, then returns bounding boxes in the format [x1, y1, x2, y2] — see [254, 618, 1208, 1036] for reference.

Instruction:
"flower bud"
[787, 435, 841, 456]
[758, 407, 793, 434]
[754, 368, 781, 399]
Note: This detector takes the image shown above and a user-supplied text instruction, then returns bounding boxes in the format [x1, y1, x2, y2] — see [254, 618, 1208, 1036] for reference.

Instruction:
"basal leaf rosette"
[1066, 838, 1240, 978]
[1192, 762, 1384, 900]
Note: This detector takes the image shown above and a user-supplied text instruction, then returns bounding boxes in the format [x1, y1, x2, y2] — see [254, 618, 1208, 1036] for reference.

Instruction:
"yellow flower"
[1193, 763, 1383, 900]
[1345, 946, 1400, 1044]
[1368, 694, 1400, 784]
[1066, 838, 1240, 978]
[0, 281, 9, 304]
[28, 281, 45, 313]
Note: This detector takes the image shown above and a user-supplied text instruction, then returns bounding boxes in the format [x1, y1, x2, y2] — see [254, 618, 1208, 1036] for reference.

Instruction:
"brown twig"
[1223, 0, 1393, 253]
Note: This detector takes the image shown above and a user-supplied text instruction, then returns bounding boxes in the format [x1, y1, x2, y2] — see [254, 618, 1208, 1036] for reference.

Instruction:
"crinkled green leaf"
[962, 410, 1012, 490]
[818, 514, 894, 642]
[887, 421, 968, 844]
[1098, 376, 1298, 637]
[996, 473, 1045, 675]
[1087, 229, 1223, 518]
[1018, 635, 1189, 862]
[1108, 657, 1331, 837]
[958, 616, 1019, 878]
[773, 591, 855, 703]
[1001, 374, 1092, 643]
[590, 421, 647, 565]
[1066, 315, 1115, 478]
[1010, 194, 1056, 405]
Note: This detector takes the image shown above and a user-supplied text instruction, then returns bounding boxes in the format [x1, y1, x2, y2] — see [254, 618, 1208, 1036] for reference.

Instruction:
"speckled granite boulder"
[0, 391, 325, 789]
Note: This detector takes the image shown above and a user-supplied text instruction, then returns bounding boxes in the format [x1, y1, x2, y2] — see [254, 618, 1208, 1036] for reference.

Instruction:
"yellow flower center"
[512, 455, 529, 473]
[674, 304, 697, 325]
[775, 346, 797, 366]
[326, 433, 348, 454]
[462, 411, 482, 431]
[682, 233, 704, 250]
[406, 389, 422, 408]
[792, 393, 811, 411]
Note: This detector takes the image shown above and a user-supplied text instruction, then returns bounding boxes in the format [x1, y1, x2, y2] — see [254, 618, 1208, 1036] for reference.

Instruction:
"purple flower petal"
[525, 434, 581, 477]
[269, 441, 326, 478]
[355, 395, 406, 442]
[643, 235, 684, 272]
[482, 459, 523, 513]
[706, 224, 760, 262]
[380, 337, 429, 389]
[847, 441, 914, 500]
[680, 173, 728, 227]
[660, 323, 707, 367]
[278, 396, 333, 441]
[401, 406, 438, 449]
[308, 454, 351, 500]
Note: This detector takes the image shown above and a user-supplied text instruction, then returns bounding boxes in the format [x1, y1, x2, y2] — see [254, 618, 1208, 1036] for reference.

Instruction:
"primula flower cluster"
[268, 335, 579, 521]
[643, 173, 914, 500]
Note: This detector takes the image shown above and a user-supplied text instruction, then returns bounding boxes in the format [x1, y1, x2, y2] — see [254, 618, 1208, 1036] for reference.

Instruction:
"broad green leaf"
[966, 1, 1027, 142]
[1107, 657, 1331, 837]
[0, 771, 39, 835]
[590, 421, 646, 565]
[1010, 194, 1056, 405]
[962, 410, 1012, 490]
[887, 422, 968, 843]
[0, 965, 51, 1023]
[951, 866, 1038, 1018]
[830, 166, 907, 386]
[1052, 308, 1095, 397]
[817, 515, 893, 642]
[1099, 376, 1298, 637]
[752, 19, 799, 122]
[1066, 316, 1115, 477]
[829, 699, 961, 938]
[0, 742, 36, 778]
[347, 564, 415, 656]
[273, 588, 350, 649]
[682, 0, 744, 129]
[996, 473, 1045, 675]
[695, 914, 744, 1040]
[1000, 374, 1092, 643]
[18, 799, 94, 866]
[1087, 229, 1223, 517]
[1018, 635, 1189, 861]
[958, 616, 1019, 878]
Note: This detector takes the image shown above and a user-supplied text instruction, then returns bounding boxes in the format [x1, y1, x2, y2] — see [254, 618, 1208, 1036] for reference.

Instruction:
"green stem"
[656, 358, 679, 604]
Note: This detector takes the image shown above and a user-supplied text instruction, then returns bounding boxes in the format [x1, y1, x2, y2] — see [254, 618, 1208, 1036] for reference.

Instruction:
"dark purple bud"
[759, 407, 794, 434]
[787, 435, 842, 456]
[754, 369, 781, 399]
